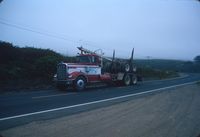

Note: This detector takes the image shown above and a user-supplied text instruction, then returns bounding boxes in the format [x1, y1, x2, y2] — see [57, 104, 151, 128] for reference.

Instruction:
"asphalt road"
[0, 73, 200, 130]
[2, 84, 200, 137]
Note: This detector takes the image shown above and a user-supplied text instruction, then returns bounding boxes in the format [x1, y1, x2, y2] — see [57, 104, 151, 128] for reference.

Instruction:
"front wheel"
[74, 76, 86, 91]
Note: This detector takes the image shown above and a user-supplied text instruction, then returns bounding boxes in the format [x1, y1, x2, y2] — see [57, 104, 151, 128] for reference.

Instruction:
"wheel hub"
[77, 79, 84, 88]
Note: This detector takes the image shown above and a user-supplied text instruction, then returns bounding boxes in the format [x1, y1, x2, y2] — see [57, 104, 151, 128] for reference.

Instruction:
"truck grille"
[57, 63, 67, 80]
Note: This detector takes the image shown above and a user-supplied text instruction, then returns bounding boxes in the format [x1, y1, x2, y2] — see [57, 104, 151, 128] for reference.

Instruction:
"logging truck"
[54, 47, 139, 91]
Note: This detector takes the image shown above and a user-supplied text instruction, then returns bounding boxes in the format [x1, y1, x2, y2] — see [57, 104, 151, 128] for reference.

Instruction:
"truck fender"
[70, 72, 88, 83]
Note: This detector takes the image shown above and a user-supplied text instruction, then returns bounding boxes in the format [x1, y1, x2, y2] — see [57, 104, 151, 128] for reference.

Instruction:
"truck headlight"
[53, 74, 57, 81]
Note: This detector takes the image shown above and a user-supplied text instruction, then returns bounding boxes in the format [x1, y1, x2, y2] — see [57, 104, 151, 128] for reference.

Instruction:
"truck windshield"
[76, 56, 91, 63]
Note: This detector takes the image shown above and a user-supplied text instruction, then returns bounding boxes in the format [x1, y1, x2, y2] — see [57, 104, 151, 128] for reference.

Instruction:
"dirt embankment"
[1, 84, 200, 137]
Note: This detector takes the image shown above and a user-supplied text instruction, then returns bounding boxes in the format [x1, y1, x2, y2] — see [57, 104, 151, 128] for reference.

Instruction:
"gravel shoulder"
[1, 83, 200, 137]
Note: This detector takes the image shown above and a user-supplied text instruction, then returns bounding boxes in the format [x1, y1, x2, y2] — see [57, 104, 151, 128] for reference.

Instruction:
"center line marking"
[0, 81, 199, 121]
[32, 93, 76, 99]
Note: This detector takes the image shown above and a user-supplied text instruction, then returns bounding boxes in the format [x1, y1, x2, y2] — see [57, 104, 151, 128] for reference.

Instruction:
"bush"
[34, 55, 61, 79]
[0, 41, 75, 89]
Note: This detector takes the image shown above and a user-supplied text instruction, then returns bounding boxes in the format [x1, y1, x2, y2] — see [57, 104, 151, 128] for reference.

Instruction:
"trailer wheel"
[131, 75, 137, 85]
[132, 66, 137, 72]
[74, 76, 86, 91]
[125, 63, 130, 72]
[123, 74, 131, 86]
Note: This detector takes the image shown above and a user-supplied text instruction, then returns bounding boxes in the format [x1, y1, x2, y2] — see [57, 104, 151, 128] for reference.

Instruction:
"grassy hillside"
[135, 59, 200, 73]
[134, 59, 200, 80]
[135, 59, 184, 70]
[0, 41, 75, 90]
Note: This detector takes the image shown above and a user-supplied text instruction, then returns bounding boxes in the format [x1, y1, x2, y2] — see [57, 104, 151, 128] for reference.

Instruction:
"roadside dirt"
[1, 84, 200, 137]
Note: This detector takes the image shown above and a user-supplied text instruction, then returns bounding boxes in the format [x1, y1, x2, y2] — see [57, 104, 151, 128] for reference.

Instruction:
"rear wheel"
[74, 76, 86, 91]
[124, 63, 130, 72]
[131, 75, 137, 85]
[123, 74, 131, 86]
[132, 66, 137, 72]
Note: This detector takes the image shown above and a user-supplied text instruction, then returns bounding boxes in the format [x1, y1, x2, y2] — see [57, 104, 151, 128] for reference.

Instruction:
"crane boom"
[77, 46, 113, 61]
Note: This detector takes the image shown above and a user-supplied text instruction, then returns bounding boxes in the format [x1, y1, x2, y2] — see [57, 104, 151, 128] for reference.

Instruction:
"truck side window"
[92, 56, 95, 63]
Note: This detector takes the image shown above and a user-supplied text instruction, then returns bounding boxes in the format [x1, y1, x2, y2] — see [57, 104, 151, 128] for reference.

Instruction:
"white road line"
[32, 93, 76, 99]
[0, 81, 198, 121]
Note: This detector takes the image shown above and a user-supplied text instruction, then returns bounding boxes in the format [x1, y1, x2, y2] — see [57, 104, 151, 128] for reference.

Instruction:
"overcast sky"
[0, 0, 200, 60]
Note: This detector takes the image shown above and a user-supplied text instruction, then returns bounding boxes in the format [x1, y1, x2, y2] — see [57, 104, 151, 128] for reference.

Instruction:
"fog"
[0, 0, 200, 60]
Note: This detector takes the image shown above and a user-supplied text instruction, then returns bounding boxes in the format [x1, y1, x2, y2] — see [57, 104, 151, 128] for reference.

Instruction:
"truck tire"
[124, 63, 130, 72]
[123, 74, 131, 86]
[131, 75, 137, 85]
[74, 76, 86, 91]
[132, 66, 137, 72]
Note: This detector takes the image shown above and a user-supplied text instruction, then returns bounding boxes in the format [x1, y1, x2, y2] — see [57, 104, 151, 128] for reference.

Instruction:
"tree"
[194, 55, 200, 63]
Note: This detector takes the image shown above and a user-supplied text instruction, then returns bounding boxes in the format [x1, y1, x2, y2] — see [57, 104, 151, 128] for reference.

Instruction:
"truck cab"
[55, 52, 105, 91]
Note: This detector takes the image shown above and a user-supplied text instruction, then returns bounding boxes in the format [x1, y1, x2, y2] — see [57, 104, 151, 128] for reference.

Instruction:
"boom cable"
[0, 19, 148, 58]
